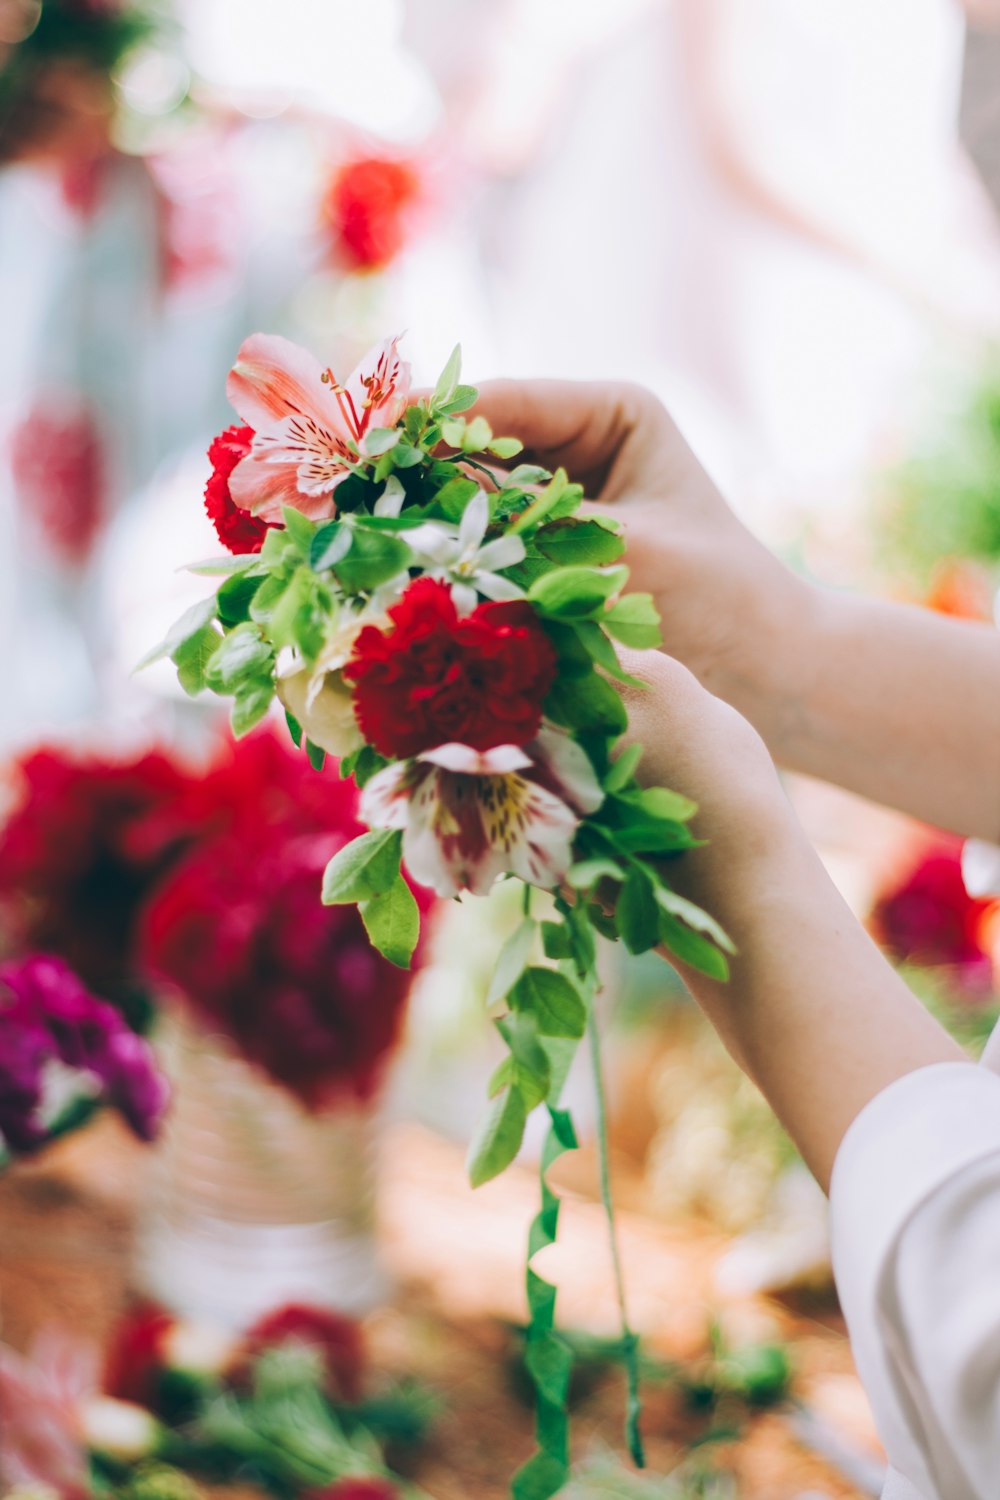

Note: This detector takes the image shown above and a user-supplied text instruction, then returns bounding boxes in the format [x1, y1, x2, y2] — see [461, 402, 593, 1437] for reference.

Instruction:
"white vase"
[134, 1013, 386, 1330]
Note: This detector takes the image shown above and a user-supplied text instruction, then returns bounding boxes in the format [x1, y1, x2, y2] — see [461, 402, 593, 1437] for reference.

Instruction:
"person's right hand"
[473, 379, 819, 752]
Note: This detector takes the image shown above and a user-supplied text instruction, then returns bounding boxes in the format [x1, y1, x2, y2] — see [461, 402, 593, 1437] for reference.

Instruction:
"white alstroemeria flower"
[406, 489, 526, 614]
[359, 723, 603, 898]
[275, 605, 377, 757]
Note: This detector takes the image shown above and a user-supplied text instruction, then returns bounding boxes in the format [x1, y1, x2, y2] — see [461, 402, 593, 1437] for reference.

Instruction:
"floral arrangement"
[148, 330, 734, 1497]
[0, 732, 425, 1130]
[0, 1300, 432, 1498]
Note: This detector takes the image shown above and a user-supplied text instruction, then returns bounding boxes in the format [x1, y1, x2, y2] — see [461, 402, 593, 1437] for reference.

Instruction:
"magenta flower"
[0, 956, 169, 1156]
[225, 333, 411, 522]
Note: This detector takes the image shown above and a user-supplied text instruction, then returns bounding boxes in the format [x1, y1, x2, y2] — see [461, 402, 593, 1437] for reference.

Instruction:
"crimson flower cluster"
[323, 155, 421, 272]
[344, 578, 557, 760]
[871, 837, 996, 997]
[203, 423, 275, 555]
[0, 954, 168, 1154]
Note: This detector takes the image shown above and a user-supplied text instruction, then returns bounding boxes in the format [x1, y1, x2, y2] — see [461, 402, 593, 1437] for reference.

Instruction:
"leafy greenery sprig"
[147, 344, 734, 1498]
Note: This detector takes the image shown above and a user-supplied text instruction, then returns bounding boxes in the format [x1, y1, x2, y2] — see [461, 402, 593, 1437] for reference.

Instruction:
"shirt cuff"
[830, 1062, 1000, 1314]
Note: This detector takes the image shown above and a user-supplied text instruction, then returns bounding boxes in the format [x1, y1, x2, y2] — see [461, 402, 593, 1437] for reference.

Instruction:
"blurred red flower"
[323, 155, 421, 272]
[304, 1481, 400, 1500]
[871, 837, 996, 996]
[9, 404, 105, 563]
[237, 1303, 365, 1403]
[103, 1301, 173, 1409]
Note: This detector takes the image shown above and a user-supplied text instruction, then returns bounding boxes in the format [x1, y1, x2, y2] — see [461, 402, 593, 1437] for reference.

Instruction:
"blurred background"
[2, 2, 1000, 1497]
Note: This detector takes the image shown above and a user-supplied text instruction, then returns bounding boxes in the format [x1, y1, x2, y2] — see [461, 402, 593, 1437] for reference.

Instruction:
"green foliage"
[359, 873, 420, 969]
[322, 830, 403, 904]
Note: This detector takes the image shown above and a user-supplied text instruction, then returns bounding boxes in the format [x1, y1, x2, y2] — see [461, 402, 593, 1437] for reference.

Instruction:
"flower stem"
[587, 1003, 645, 1468]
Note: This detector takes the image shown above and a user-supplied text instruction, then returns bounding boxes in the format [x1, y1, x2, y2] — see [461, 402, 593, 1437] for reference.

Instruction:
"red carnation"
[323, 156, 421, 272]
[343, 578, 557, 760]
[237, 1303, 365, 1403]
[204, 424, 275, 555]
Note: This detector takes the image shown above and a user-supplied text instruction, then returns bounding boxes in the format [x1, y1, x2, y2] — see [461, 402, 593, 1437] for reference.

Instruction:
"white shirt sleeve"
[830, 1062, 1000, 1500]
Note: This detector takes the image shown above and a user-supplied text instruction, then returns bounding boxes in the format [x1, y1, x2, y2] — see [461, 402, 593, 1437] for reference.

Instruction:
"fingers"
[470, 379, 665, 495]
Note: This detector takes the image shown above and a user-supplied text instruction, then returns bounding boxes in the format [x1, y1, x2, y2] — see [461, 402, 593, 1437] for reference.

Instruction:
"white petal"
[450, 581, 479, 616]
[374, 475, 406, 517]
[359, 761, 418, 831]
[478, 773, 580, 891]
[420, 743, 532, 775]
[406, 523, 459, 565]
[277, 671, 363, 757]
[474, 571, 525, 603]
[533, 724, 604, 814]
[457, 488, 489, 556]
[476, 533, 526, 572]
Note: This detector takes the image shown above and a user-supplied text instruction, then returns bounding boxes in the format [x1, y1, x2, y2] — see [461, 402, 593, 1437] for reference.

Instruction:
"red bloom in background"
[344, 578, 557, 760]
[204, 423, 276, 554]
[871, 838, 996, 996]
[0, 749, 199, 1005]
[237, 1303, 365, 1403]
[138, 733, 427, 1108]
[103, 1302, 173, 1409]
[305, 1481, 400, 1500]
[10, 405, 105, 563]
[323, 155, 421, 272]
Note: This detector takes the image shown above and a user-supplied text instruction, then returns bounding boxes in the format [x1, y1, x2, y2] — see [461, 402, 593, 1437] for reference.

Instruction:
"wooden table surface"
[0, 1117, 883, 1499]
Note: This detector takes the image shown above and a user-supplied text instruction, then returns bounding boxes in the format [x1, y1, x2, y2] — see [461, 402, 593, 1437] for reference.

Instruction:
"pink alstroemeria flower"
[226, 334, 411, 523]
[359, 726, 603, 898]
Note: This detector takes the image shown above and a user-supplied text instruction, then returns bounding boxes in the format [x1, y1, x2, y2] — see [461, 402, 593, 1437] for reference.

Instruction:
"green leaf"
[572, 620, 643, 685]
[604, 744, 643, 793]
[603, 592, 663, 649]
[135, 595, 218, 671]
[652, 882, 736, 954]
[437, 383, 478, 415]
[321, 829, 402, 904]
[391, 442, 424, 469]
[507, 463, 551, 487]
[364, 426, 401, 456]
[658, 912, 731, 981]
[204, 624, 273, 693]
[360, 874, 420, 969]
[431, 475, 479, 522]
[540, 921, 572, 960]
[616, 785, 698, 823]
[440, 417, 466, 448]
[510, 967, 586, 1039]
[493, 1014, 552, 1109]
[488, 1054, 548, 1112]
[488, 435, 523, 459]
[529, 564, 628, 619]
[217, 570, 264, 626]
[467, 1083, 528, 1188]
[510, 469, 575, 535]
[432, 343, 462, 406]
[616, 865, 660, 955]
[535, 517, 625, 567]
[305, 739, 326, 771]
[171, 624, 221, 696]
[486, 916, 537, 1011]
[281, 506, 317, 553]
[352, 745, 390, 788]
[184, 554, 258, 576]
[545, 670, 627, 736]
[285, 709, 302, 747]
[310, 521, 353, 572]
[463, 415, 492, 451]
[566, 856, 625, 889]
[333, 527, 412, 592]
[230, 680, 275, 737]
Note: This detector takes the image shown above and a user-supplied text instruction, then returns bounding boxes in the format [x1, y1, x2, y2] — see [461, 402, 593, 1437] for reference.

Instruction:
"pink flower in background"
[871, 837, 997, 997]
[360, 725, 603, 899]
[0, 1330, 97, 1499]
[9, 404, 105, 563]
[304, 1481, 400, 1500]
[225, 333, 411, 522]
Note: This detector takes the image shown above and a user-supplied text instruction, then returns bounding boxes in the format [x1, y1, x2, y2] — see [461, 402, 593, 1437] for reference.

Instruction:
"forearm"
[669, 809, 965, 1190]
[756, 588, 1000, 839]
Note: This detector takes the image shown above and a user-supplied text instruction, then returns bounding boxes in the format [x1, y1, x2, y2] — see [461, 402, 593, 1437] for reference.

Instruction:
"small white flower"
[81, 1397, 162, 1461]
[406, 489, 526, 614]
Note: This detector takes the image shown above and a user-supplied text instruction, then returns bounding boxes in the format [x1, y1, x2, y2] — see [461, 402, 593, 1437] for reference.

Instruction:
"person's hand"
[473, 379, 819, 751]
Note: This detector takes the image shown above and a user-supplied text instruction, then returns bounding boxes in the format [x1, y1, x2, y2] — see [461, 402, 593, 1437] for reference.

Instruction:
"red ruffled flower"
[871, 837, 996, 996]
[344, 578, 557, 760]
[138, 733, 427, 1108]
[103, 1301, 174, 1409]
[237, 1303, 365, 1403]
[323, 156, 421, 272]
[10, 405, 105, 563]
[204, 424, 275, 555]
[0, 749, 200, 1005]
